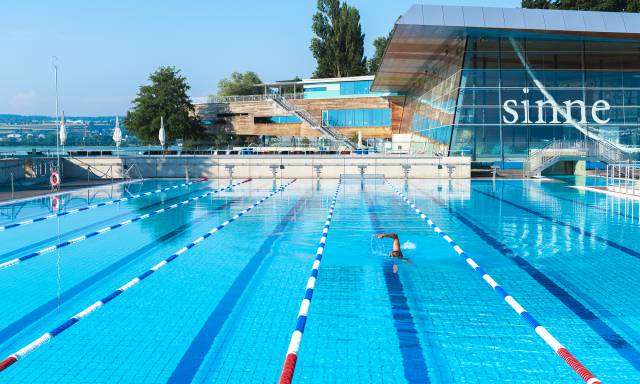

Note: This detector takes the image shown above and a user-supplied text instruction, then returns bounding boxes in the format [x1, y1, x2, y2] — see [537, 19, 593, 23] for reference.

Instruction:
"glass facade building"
[372, 5, 640, 162]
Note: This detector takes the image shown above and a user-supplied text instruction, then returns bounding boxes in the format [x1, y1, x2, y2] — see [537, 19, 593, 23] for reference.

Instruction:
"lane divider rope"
[0, 178, 209, 232]
[0, 179, 295, 373]
[385, 180, 602, 384]
[279, 180, 341, 384]
[0, 179, 250, 270]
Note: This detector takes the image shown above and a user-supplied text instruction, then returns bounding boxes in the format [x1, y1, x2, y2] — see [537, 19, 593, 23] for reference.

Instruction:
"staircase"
[269, 95, 356, 150]
[525, 139, 635, 177]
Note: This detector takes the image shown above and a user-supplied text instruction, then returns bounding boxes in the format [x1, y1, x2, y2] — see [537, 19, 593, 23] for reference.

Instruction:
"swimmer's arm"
[375, 233, 401, 252]
[374, 233, 398, 239]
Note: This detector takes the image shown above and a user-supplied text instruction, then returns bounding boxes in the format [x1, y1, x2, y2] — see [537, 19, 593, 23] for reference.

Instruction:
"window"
[322, 108, 391, 127]
[254, 115, 301, 124]
[305, 87, 327, 92]
[339, 80, 372, 95]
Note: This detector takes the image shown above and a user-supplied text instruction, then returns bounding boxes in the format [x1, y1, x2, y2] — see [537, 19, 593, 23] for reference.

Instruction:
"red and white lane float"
[0, 179, 249, 270]
[279, 181, 341, 384]
[385, 180, 601, 384]
[0, 179, 295, 373]
[0, 178, 209, 232]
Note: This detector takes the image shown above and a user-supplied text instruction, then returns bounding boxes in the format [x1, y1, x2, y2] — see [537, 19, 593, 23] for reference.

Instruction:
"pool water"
[1, 177, 640, 383]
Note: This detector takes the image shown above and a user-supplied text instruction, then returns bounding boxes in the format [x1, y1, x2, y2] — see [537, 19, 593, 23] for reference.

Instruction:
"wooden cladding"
[195, 96, 406, 138]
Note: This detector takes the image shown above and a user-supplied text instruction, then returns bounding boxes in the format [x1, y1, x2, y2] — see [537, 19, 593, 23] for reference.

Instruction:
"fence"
[606, 162, 640, 196]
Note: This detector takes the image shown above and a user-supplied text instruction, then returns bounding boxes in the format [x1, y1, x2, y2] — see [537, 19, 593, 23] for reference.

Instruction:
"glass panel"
[405, 33, 640, 158]
[324, 108, 391, 127]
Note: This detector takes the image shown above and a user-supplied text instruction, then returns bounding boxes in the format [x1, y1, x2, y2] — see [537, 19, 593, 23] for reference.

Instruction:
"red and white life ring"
[50, 171, 61, 188]
[51, 195, 60, 211]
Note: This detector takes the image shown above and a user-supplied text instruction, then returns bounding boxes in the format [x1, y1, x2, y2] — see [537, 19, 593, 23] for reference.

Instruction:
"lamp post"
[52, 56, 60, 171]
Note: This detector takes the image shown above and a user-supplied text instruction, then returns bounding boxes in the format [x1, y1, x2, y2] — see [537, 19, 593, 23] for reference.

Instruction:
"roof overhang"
[372, 5, 640, 93]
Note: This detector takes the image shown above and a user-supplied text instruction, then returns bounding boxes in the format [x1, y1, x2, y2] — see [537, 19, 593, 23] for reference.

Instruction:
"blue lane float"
[0, 179, 249, 270]
[384, 180, 601, 384]
[279, 181, 341, 384]
[0, 179, 296, 373]
[0, 178, 209, 232]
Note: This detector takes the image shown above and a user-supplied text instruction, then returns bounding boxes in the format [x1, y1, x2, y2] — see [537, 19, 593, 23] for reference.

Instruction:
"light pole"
[52, 56, 60, 171]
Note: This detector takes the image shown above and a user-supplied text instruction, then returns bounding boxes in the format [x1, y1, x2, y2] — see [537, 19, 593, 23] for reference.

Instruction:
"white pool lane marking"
[385, 180, 602, 384]
[0, 178, 210, 232]
[0, 179, 295, 374]
[279, 181, 341, 384]
[0, 180, 251, 270]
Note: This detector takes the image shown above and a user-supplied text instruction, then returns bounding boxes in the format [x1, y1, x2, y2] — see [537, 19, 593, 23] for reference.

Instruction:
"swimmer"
[374, 233, 412, 273]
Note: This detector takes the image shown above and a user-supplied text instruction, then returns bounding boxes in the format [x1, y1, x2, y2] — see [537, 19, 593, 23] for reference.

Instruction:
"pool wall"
[63, 155, 470, 179]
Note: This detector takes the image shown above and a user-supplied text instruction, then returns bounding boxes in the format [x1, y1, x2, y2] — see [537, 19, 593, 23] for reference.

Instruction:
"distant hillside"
[0, 114, 120, 124]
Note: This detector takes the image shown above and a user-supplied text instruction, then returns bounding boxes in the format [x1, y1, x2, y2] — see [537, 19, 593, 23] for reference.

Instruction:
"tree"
[521, 0, 553, 8]
[125, 66, 204, 145]
[310, 0, 367, 78]
[368, 33, 391, 75]
[217, 71, 262, 96]
[522, 0, 635, 11]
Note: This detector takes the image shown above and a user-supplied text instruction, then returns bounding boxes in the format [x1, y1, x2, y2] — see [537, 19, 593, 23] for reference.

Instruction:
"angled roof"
[398, 5, 640, 36]
[372, 5, 640, 93]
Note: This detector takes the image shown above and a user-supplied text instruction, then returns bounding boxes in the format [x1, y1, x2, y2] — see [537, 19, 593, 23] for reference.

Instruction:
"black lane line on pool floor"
[0, 183, 212, 261]
[365, 193, 431, 384]
[0, 200, 235, 349]
[167, 196, 307, 383]
[419, 188, 640, 372]
[472, 188, 640, 262]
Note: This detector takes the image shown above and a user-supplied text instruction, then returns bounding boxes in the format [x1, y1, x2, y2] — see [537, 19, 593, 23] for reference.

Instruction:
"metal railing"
[587, 139, 634, 164]
[270, 95, 356, 149]
[525, 139, 636, 177]
[525, 140, 587, 177]
[192, 93, 304, 104]
[606, 162, 640, 196]
[123, 163, 144, 181]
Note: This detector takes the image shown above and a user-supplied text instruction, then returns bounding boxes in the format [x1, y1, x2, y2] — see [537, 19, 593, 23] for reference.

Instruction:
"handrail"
[68, 155, 114, 181]
[525, 140, 587, 177]
[123, 163, 144, 181]
[192, 93, 304, 104]
[270, 95, 356, 149]
[606, 162, 640, 196]
[525, 138, 637, 177]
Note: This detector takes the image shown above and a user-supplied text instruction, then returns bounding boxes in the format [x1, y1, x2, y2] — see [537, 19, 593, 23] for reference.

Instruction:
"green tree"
[522, 0, 636, 11]
[217, 71, 262, 96]
[311, 0, 367, 78]
[125, 66, 204, 145]
[521, 0, 553, 8]
[368, 33, 391, 75]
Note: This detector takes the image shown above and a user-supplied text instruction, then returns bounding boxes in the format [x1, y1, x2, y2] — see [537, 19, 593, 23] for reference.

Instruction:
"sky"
[0, 0, 520, 116]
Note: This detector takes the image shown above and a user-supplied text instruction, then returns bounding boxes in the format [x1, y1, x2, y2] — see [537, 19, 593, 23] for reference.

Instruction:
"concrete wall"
[0, 159, 25, 184]
[0, 158, 60, 184]
[63, 155, 471, 180]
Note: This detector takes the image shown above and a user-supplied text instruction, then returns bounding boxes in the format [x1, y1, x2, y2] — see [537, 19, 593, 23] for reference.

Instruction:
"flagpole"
[52, 56, 60, 171]
[60, 111, 66, 162]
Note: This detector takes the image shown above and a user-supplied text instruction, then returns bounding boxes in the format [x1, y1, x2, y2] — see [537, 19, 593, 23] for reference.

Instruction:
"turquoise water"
[0, 177, 640, 383]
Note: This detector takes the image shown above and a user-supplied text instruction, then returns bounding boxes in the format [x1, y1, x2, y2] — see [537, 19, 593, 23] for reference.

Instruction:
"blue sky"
[1, 0, 520, 116]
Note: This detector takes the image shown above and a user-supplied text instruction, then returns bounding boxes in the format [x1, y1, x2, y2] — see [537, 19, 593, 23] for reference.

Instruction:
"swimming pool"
[0, 176, 639, 383]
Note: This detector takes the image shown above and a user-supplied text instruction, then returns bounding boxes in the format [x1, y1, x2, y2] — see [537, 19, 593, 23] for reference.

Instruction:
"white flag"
[112, 115, 122, 147]
[159, 116, 166, 148]
[59, 111, 67, 146]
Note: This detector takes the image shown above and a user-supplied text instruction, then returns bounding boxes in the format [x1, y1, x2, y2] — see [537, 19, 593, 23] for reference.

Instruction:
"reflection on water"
[0, 184, 132, 222]
[129, 186, 197, 241]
